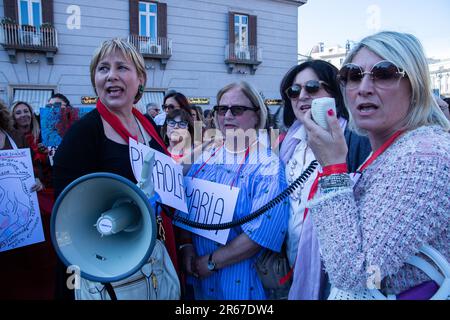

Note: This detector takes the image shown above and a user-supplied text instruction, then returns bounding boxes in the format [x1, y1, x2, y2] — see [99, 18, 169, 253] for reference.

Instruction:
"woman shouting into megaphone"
[52, 38, 179, 299]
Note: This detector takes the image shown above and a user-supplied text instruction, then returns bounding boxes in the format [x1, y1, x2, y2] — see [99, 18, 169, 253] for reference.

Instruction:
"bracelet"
[178, 243, 194, 250]
[320, 163, 348, 177]
[319, 173, 352, 191]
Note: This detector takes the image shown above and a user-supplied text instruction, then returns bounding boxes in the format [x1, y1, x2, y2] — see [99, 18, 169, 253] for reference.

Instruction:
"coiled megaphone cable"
[160, 160, 319, 230]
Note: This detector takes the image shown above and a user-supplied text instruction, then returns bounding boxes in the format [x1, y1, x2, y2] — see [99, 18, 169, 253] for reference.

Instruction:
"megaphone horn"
[50, 172, 156, 283]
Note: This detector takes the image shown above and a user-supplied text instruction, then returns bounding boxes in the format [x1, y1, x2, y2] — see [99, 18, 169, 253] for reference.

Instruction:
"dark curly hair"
[280, 59, 349, 127]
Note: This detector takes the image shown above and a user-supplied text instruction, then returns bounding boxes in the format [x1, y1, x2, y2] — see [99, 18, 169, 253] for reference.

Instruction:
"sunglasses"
[167, 119, 188, 129]
[162, 104, 177, 111]
[285, 80, 328, 99]
[338, 60, 407, 89]
[45, 102, 62, 108]
[213, 105, 259, 116]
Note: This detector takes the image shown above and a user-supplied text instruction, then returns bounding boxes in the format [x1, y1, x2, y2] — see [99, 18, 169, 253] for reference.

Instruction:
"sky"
[298, 0, 450, 59]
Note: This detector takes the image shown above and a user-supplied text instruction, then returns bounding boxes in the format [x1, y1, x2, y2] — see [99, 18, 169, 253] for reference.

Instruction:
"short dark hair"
[161, 108, 194, 145]
[280, 59, 348, 127]
[49, 93, 71, 106]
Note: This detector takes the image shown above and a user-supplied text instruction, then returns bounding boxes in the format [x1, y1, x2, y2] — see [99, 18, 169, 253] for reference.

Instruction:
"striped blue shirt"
[185, 144, 289, 300]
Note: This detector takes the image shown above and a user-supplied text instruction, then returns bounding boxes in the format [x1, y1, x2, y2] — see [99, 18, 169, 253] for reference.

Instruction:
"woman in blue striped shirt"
[179, 81, 289, 299]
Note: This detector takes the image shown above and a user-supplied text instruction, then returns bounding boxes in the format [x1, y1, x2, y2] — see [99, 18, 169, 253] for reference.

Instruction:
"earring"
[138, 85, 145, 94]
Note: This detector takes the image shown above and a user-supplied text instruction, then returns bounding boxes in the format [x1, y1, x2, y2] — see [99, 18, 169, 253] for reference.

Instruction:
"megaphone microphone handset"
[95, 199, 141, 236]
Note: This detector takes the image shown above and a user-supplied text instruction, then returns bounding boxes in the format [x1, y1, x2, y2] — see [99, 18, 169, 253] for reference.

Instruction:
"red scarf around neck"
[96, 99, 168, 154]
[96, 99, 179, 273]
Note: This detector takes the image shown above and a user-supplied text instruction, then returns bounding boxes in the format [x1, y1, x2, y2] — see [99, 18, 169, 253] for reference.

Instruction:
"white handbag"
[328, 245, 450, 300]
[75, 239, 180, 300]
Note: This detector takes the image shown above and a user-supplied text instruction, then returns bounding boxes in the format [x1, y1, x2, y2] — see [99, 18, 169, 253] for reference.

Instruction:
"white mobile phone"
[311, 97, 336, 130]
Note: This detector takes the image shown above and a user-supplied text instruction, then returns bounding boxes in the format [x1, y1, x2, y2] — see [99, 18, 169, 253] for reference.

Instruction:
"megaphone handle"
[103, 283, 118, 300]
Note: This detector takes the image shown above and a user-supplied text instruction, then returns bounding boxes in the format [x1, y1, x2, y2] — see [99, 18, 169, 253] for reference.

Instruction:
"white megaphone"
[51, 151, 157, 283]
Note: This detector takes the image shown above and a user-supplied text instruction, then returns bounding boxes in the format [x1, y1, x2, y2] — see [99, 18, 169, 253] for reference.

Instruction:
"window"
[13, 88, 53, 114]
[18, 0, 42, 27]
[234, 14, 248, 49]
[139, 1, 157, 41]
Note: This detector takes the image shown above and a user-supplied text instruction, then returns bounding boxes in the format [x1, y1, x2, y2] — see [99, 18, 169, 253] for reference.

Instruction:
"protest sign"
[174, 177, 239, 244]
[0, 148, 45, 252]
[129, 138, 188, 213]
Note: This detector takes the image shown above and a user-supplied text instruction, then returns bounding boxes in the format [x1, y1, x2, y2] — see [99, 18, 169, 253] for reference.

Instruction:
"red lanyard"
[357, 130, 404, 172]
[303, 130, 404, 221]
[230, 147, 250, 188]
[191, 144, 250, 189]
[191, 144, 224, 178]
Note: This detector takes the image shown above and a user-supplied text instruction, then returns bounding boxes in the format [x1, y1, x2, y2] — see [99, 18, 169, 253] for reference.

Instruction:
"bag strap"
[103, 282, 118, 300]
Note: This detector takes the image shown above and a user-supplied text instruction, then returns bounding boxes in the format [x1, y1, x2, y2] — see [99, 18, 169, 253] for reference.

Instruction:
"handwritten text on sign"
[174, 178, 240, 244]
[129, 139, 188, 213]
[0, 148, 45, 252]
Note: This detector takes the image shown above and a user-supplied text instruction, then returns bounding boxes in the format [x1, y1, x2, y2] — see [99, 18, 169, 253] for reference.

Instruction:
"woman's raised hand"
[302, 109, 348, 167]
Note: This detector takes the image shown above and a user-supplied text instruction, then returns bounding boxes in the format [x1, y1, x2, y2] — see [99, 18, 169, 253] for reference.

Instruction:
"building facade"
[0, 0, 306, 114]
[429, 58, 450, 98]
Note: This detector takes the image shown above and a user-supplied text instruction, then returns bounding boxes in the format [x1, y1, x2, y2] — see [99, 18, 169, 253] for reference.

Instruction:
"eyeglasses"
[45, 102, 62, 108]
[167, 119, 188, 129]
[285, 80, 329, 99]
[213, 105, 259, 116]
[338, 60, 407, 89]
[162, 104, 177, 111]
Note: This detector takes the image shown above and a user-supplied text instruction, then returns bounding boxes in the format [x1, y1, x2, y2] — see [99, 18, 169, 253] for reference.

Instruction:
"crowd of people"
[0, 30, 449, 300]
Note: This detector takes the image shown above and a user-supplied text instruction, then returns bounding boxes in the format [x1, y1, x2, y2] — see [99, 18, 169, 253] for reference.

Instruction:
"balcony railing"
[0, 23, 58, 50]
[0, 23, 58, 63]
[224, 44, 262, 74]
[225, 44, 262, 64]
[128, 35, 172, 60]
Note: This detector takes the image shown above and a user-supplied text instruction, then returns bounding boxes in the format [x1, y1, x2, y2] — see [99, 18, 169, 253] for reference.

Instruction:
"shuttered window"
[229, 12, 257, 48]
[13, 88, 53, 114]
[4, 0, 53, 24]
[130, 0, 167, 40]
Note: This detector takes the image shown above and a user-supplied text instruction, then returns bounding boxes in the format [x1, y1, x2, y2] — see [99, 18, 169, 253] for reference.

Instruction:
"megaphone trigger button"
[96, 254, 107, 261]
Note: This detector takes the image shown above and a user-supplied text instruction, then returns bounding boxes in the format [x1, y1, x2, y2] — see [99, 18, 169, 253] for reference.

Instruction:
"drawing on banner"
[40, 107, 93, 165]
[0, 149, 45, 252]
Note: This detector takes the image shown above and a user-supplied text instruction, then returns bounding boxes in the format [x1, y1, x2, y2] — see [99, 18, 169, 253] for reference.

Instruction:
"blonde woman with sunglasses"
[179, 81, 289, 300]
[303, 31, 450, 299]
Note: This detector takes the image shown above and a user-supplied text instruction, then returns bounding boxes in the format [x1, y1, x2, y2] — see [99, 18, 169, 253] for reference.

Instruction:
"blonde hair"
[214, 81, 268, 130]
[11, 101, 40, 143]
[343, 31, 450, 133]
[90, 38, 147, 103]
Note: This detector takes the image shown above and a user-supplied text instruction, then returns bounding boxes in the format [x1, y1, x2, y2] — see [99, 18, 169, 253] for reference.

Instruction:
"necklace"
[134, 116, 147, 146]
[223, 138, 258, 154]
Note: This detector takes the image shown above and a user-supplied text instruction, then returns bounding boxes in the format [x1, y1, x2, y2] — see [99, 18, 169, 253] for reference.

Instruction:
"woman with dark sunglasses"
[279, 60, 371, 300]
[302, 31, 450, 299]
[179, 81, 289, 300]
[154, 90, 192, 126]
[161, 109, 195, 163]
